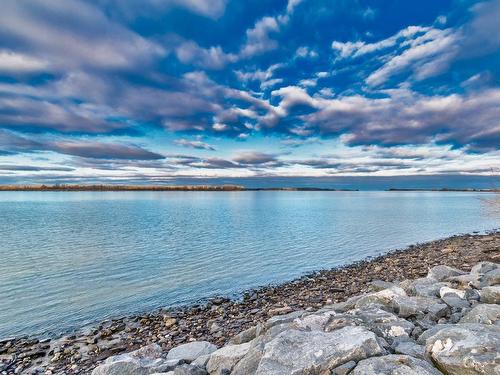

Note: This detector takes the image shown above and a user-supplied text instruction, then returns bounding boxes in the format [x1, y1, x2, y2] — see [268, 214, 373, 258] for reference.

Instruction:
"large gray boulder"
[427, 265, 466, 281]
[92, 361, 150, 375]
[393, 296, 440, 318]
[92, 344, 181, 375]
[471, 262, 499, 275]
[459, 304, 500, 325]
[231, 344, 265, 375]
[253, 326, 384, 375]
[206, 342, 251, 375]
[392, 341, 427, 360]
[480, 268, 500, 287]
[401, 277, 449, 298]
[173, 364, 207, 375]
[167, 341, 218, 362]
[481, 285, 500, 304]
[291, 311, 334, 331]
[416, 324, 454, 345]
[351, 354, 443, 374]
[354, 286, 407, 309]
[92, 344, 179, 375]
[348, 306, 415, 343]
[264, 310, 304, 329]
[229, 324, 262, 345]
[425, 323, 500, 374]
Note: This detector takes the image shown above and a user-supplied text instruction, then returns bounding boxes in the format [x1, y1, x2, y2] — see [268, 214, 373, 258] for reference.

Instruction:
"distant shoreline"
[0, 184, 498, 192]
[0, 185, 356, 192]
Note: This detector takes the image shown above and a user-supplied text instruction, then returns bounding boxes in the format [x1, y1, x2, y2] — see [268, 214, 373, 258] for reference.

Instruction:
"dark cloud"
[52, 141, 164, 160]
[294, 158, 414, 171]
[232, 151, 282, 166]
[168, 151, 287, 170]
[0, 165, 74, 171]
[0, 130, 164, 160]
[266, 86, 500, 151]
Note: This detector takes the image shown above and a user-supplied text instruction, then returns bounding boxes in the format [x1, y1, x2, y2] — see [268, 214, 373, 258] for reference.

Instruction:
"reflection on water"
[0, 191, 498, 339]
[479, 195, 500, 217]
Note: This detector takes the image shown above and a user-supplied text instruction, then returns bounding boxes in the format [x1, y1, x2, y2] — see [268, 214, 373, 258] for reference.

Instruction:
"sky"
[0, 0, 499, 188]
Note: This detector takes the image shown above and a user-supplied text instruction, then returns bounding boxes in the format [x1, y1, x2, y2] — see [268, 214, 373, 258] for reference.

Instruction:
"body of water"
[0, 191, 498, 339]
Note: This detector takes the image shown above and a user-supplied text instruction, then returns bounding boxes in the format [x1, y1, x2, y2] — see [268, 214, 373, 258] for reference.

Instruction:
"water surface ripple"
[0, 191, 498, 339]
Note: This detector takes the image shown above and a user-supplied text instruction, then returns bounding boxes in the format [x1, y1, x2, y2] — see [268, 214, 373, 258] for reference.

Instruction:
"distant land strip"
[0, 184, 357, 192]
[0, 184, 499, 192]
[387, 188, 499, 192]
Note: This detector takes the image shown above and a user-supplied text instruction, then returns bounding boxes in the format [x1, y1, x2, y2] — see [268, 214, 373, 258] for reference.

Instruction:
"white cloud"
[174, 138, 216, 150]
[299, 79, 317, 87]
[0, 0, 165, 72]
[175, 41, 237, 69]
[240, 16, 280, 58]
[262, 84, 500, 151]
[213, 123, 229, 131]
[331, 41, 366, 58]
[0, 50, 48, 73]
[295, 46, 318, 58]
[286, 0, 304, 14]
[366, 28, 458, 86]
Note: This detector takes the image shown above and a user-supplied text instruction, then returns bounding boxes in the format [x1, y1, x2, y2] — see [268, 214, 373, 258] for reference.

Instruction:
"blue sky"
[0, 0, 499, 187]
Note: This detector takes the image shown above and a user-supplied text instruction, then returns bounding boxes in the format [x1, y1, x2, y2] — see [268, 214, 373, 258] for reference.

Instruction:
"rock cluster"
[91, 261, 500, 375]
[1, 232, 498, 374]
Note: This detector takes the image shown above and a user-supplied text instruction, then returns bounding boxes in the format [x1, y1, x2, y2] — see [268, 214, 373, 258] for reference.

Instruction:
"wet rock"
[427, 265, 466, 281]
[164, 318, 177, 329]
[481, 285, 500, 304]
[425, 323, 500, 374]
[459, 304, 500, 325]
[167, 342, 217, 362]
[253, 326, 384, 374]
[351, 354, 443, 375]
[206, 342, 251, 375]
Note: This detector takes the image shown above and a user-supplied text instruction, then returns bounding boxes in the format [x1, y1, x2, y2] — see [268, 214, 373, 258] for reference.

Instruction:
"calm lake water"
[1, 191, 498, 339]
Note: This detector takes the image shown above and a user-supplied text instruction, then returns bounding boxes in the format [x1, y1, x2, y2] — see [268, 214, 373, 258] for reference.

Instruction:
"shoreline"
[0, 184, 498, 192]
[1, 230, 499, 374]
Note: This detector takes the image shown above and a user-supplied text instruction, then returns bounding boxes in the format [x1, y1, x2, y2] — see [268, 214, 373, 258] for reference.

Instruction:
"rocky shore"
[1, 231, 498, 375]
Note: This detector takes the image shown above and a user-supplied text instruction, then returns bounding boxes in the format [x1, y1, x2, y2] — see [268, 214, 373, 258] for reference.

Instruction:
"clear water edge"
[0, 191, 498, 340]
